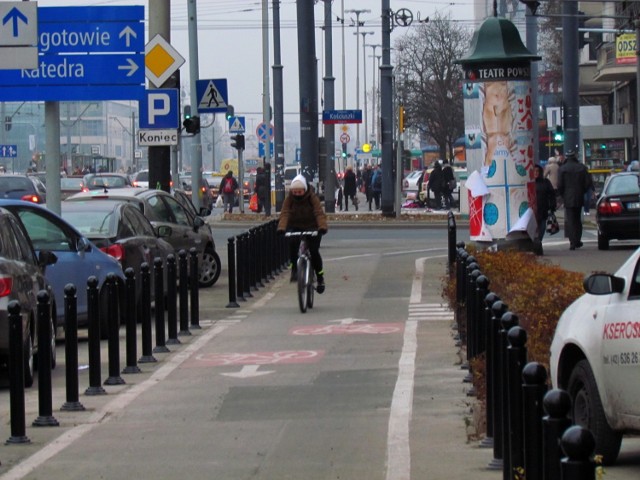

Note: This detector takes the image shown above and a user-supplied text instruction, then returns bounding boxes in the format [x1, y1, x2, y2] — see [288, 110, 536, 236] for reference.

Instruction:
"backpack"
[373, 173, 382, 189]
[223, 178, 234, 193]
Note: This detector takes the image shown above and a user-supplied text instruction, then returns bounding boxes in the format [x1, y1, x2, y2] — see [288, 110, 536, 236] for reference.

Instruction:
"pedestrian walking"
[219, 170, 239, 214]
[343, 166, 358, 211]
[544, 155, 561, 208]
[441, 160, 455, 209]
[371, 165, 382, 210]
[583, 170, 594, 216]
[362, 165, 374, 211]
[533, 164, 557, 254]
[557, 149, 589, 250]
[427, 161, 445, 209]
[254, 166, 270, 215]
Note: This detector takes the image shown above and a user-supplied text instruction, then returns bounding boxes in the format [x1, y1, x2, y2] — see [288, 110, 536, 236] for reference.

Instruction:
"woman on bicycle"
[277, 174, 328, 293]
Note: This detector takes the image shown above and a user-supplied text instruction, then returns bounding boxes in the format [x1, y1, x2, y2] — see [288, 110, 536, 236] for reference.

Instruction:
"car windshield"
[62, 209, 116, 236]
[0, 177, 33, 192]
[607, 175, 640, 195]
[136, 171, 149, 182]
[87, 176, 127, 189]
[61, 177, 84, 189]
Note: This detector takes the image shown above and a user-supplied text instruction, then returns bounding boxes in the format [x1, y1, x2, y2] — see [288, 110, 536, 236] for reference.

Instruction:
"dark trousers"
[564, 207, 583, 247]
[289, 235, 323, 274]
[373, 191, 381, 209]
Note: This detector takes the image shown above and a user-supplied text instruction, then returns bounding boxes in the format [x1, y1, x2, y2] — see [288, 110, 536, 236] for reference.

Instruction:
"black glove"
[318, 228, 327, 236]
[277, 229, 285, 236]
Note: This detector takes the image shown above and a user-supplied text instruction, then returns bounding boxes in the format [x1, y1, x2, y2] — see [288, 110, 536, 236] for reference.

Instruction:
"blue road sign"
[0, 145, 17, 158]
[196, 79, 228, 113]
[0, 6, 144, 102]
[228, 116, 245, 134]
[322, 109, 363, 124]
[139, 89, 179, 129]
[259, 141, 274, 158]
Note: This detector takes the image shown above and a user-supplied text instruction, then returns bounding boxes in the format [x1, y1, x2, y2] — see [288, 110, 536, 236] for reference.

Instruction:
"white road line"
[386, 255, 443, 480]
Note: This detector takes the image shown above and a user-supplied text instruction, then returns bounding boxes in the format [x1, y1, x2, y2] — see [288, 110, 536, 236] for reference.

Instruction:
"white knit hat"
[290, 174, 307, 191]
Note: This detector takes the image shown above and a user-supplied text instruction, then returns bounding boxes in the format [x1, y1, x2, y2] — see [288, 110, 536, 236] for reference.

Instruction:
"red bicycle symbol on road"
[192, 350, 324, 366]
[290, 323, 403, 336]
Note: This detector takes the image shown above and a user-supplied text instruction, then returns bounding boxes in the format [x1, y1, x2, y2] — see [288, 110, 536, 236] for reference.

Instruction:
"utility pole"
[323, 0, 336, 213]
[262, 0, 271, 203]
[187, 0, 202, 209]
[523, 1, 539, 164]
[360, 32, 374, 151]
[367, 44, 381, 144]
[346, 9, 370, 149]
[380, 1, 394, 216]
[341, 0, 346, 109]
[273, 0, 285, 211]
[562, 0, 580, 154]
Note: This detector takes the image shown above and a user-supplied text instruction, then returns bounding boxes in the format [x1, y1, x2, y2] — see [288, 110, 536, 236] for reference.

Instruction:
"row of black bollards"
[226, 219, 286, 308]
[455, 244, 599, 480]
[5, 248, 200, 445]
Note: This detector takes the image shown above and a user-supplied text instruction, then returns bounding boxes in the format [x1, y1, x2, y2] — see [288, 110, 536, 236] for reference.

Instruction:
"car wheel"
[567, 359, 622, 465]
[597, 232, 609, 250]
[199, 247, 221, 288]
[24, 332, 34, 388]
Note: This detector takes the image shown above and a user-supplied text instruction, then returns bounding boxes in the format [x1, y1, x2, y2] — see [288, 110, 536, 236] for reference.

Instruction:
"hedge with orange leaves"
[442, 248, 585, 400]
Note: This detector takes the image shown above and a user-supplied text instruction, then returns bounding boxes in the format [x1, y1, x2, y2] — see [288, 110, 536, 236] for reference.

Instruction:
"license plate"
[627, 202, 640, 210]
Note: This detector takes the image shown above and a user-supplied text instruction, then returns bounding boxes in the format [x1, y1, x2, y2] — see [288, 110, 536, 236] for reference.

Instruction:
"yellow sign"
[145, 34, 185, 88]
[220, 158, 239, 175]
[615, 33, 636, 65]
[362, 143, 371, 153]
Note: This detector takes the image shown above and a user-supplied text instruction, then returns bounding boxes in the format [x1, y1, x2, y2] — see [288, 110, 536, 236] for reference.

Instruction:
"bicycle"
[284, 231, 319, 313]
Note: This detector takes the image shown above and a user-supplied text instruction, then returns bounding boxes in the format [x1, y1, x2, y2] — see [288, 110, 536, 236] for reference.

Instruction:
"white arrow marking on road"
[329, 318, 368, 325]
[118, 58, 139, 77]
[220, 364, 275, 378]
[119, 26, 137, 47]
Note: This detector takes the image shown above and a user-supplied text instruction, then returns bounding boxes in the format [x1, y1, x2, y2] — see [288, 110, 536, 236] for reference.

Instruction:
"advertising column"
[456, 17, 540, 243]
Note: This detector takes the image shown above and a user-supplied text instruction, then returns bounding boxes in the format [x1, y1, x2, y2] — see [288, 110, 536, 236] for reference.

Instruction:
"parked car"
[60, 175, 85, 200]
[550, 246, 640, 465]
[0, 200, 125, 333]
[82, 173, 133, 191]
[402, 170, 423, 198]
[178, 174, 214, 213]
[0, 206, 57, 387]
[596, 171, 640, 250]
[0, 174, 46, 203]
[132, 169, 149, 188]
[66, 188, 222, 287]
[60, 199, 175, 333]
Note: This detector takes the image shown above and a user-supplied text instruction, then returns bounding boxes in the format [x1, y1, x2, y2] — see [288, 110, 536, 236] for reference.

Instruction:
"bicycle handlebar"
[284, 231, 319, 238]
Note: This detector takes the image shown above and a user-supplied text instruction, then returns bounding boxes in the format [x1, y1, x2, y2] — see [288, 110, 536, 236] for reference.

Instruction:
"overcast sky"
[36, 0, 477, 138]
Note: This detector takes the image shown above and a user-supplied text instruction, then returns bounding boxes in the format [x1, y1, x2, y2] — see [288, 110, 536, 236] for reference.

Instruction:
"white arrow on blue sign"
[139, 89, 179, 129]
[228, 116, 245, 134]
[0, 145, 18, 158]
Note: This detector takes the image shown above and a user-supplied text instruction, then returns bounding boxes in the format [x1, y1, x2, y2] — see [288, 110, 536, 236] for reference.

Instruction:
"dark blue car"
[0, 200, 125, 332]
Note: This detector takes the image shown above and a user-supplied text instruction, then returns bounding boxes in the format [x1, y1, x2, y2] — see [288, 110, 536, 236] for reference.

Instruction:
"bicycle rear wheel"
[307, 269, 315, 309]
[297, 257, 308, 313]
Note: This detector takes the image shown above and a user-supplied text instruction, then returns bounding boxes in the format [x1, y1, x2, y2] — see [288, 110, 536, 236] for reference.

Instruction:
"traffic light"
[226, 105, 234, 121]
[183, 105, 191, 120]
[341, 143, 347, 158]
[183, 115, 200, 134]
[4, 116, 10, 132]
[231, 134, 245, 151]
[553, 125, 564, 142]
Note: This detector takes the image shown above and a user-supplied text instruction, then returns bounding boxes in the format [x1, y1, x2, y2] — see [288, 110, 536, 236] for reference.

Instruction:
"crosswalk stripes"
[408, 303, 454, 322]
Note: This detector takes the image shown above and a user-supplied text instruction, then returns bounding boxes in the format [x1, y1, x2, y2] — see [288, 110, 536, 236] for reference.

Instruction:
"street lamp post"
[360, 31, 374, 151]
[346, 8, 370, 149]
[367, 44, 382, 143]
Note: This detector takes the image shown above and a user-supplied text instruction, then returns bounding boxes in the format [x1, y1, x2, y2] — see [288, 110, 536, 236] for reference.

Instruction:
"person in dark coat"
[218, 170, 239, 214]
[254, 166, 269, 215]
[362, 164, 374, 211]
[441, 160, 456, 209]
[277, 174, 328, 292]
[427, 162, 445, 209]
[557, 149, 589, 250]
[342, 166, 358, 211]
[371, 165, 382, 209]
[533, 164, 557, 252]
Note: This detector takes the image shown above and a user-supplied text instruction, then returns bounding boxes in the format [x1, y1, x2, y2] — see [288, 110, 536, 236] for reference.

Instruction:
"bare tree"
[394, 14, 472, 160]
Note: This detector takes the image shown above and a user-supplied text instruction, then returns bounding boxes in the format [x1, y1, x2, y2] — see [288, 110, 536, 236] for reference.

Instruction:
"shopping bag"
[546, 212, 559, 235]
[215, 195, 223, 208]
[249, 193, 259, 212]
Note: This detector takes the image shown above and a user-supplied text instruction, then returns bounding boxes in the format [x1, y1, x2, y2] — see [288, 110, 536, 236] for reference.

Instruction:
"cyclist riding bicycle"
[277, 174, 328, 293]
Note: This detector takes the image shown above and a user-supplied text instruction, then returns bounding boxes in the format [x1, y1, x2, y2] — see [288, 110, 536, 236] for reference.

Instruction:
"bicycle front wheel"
[307, 269, 315, 309]
[297, 257, 308, 313]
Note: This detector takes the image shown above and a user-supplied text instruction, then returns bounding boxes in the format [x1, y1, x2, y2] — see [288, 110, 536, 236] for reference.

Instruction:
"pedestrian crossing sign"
[196, 78, 228, 113]
[229, 116, 245, 133]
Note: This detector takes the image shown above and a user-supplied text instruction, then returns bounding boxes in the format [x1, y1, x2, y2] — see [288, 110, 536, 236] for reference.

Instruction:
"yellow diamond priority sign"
[145, 34, 185, 88]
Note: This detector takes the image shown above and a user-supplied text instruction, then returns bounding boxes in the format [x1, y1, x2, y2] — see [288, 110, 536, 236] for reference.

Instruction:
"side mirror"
[583, 273, 625, 295]
[193, 216, 205, 231]
[156, 225, 172, 238]
[199, 207, 211, 217]
[38, 250, 58, 267]
[77, 236, 91, 252]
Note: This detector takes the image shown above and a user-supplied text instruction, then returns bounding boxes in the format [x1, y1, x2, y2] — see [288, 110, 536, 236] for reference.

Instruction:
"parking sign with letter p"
[139, 89, 179, 129]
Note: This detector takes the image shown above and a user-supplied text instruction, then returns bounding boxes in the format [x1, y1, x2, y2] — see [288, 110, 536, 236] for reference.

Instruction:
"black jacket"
[558, 155, 589, 208]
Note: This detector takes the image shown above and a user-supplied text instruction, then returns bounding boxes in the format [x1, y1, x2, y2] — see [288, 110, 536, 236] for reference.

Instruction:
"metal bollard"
[33, 290, 59, 427]
[189, 247, 201, 329]
[235, 234, 246, 302]
[138, 263, 157, 364]
[499, 311, 519, 480]
[85, 276, 106, 395]
[226, 238, 240, 308]
[475, 275, 489, 356]
[560, 426, 596, 480]
[268, 221, 278, 277]
[122, 268, 141, 374]
[488, 300, 508, 468]
[522, 362, 548, 480]
[542, 389, 572, 480]
[104, 273, 125, 385]
[7, 301, 30, 443]
[178, 250, 192, 335]
[506, 324, 527, 479]
[481, 291, 499, 451]
[447, 211, 457, 271]
[153, 257, 169, 353]
[61, 284, 85, 410]
[243, 232, 254, 297]
[165, 254, 180, 345]
[250, 228, 261, 290]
